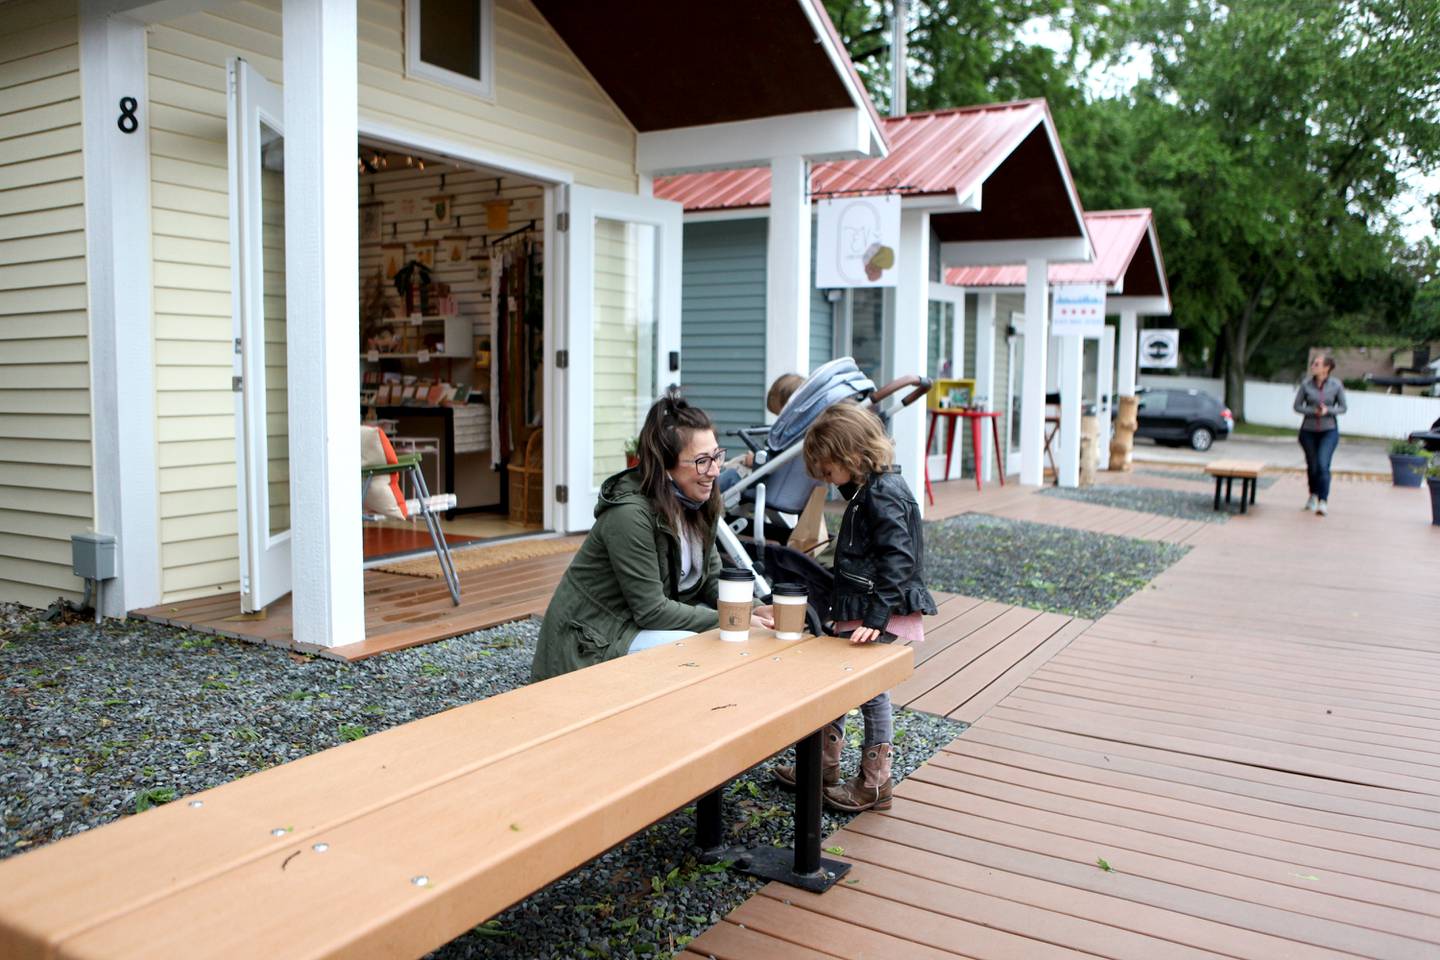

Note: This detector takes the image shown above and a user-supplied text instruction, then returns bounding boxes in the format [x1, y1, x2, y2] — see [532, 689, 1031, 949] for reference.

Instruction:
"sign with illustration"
[1139, 328, 1180, 368]
[1050, 282, 1107, 336]
[816, 195, 901, 288]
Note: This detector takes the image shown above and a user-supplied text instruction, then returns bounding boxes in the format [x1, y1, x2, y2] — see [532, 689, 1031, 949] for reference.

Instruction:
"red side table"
[926, 409, 1007, 492]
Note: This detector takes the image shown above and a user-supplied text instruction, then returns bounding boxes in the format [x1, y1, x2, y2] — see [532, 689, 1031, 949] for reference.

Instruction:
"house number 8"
[117, 97, 138, 134]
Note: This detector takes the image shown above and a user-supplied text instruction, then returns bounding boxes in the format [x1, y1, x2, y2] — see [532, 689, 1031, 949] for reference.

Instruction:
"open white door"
[559, 185, 683, 532]
[227, 58, 291, 611]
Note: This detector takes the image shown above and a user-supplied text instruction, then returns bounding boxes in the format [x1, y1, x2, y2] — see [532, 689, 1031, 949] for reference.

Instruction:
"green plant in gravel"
[134, 787, 176, 813]
[419, 661, 444, 677]
[338, 724, 367, 741]
[234, 725, 260, 742]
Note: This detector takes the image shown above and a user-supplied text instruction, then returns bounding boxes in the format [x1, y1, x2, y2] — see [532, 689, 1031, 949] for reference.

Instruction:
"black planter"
[1390, 454, 1428, 487]
[1430, 477, 1440, 526]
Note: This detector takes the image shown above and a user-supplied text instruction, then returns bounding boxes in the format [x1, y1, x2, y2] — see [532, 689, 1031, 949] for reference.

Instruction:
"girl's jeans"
[1298, 428, 1339, 500]
[828, 692, 893, 747]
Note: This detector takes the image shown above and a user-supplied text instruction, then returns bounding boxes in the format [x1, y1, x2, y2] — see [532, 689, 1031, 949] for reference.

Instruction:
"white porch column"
[1020, 259, 1050, 486]
[974, 292, 997, 483]
[1097, 325, 1116, 469]
[1117, 309, 1138, 396]
[283, 0, 363, 647]
[80, 9, 160, 615]
[892, 210, 930, 511]
[766, 155, 811, 398]
[1057, 334, 1082, 487]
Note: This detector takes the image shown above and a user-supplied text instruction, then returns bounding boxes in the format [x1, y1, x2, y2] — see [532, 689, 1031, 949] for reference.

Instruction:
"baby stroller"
[715, 357, 931, 600]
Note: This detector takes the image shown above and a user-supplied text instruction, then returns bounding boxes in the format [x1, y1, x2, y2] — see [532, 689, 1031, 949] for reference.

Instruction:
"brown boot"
[824, 742, 893, 812]
[772, 729, 843, 789]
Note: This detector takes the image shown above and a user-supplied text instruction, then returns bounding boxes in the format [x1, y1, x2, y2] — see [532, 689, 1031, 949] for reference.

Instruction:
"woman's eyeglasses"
[687, 449, 727, 475]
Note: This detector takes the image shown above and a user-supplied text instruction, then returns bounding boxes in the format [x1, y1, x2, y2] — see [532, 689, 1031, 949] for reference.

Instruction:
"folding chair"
[361, 453, 461, 605]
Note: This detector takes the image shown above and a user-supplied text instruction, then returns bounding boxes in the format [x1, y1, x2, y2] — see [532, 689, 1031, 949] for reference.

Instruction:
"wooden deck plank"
[906, 611, 1071, 719]
[951, 617, 1091, 724]
[685, 920, 842, 959]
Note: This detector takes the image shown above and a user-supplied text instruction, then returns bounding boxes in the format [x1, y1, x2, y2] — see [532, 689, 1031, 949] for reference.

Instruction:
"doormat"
[374, 536, 584, 578]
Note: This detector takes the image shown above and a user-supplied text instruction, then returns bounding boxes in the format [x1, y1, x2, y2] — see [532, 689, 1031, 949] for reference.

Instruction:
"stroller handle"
[727, 426, 771, 454]
[871, 375, 933, 407]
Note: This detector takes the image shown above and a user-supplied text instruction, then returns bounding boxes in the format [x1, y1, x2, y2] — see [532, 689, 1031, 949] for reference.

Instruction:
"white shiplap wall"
[0, 0, 90, 608]
[145, 0, 637, 601]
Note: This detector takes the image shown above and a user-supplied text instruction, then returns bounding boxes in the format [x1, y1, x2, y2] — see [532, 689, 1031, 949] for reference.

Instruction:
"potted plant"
[624, 436, 640, 470]
[1388, 439, 1428, 488]
[1428, 460, 1440, 526]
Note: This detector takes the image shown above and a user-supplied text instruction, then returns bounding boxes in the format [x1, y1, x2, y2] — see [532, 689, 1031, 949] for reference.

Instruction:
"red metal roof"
[654, 101, 1048, 211]
[945, 210, 1156, 290]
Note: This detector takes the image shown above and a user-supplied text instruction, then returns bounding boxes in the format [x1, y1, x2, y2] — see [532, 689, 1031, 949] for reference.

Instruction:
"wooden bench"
[0, 629, 910, 960]
[1205, 459, 1265, 513]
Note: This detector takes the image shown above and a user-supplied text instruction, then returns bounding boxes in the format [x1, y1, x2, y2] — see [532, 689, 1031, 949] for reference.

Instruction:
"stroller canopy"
[768, 357, 875, 452]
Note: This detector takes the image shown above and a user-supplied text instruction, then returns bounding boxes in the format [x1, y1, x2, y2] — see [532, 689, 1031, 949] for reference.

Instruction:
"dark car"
[1133, 387, 1233, 451]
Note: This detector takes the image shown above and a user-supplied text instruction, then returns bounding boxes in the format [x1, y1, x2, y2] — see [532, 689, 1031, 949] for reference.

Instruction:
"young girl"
[772, 402, 937, 811]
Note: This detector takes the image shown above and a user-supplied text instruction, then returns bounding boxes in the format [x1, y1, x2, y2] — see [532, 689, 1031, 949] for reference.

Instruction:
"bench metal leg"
[1213, 477, 1222, 511]
[695, 787, 724, 855]
[1240, 479, 1250, 514]
[1225, 477, 1233, 505]
[1250, 478, 1258, 505]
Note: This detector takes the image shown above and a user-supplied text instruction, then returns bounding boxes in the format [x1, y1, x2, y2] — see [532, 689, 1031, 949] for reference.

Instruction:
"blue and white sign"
[1139, 329, 1180, 368]
[1051, 282, 1107, 336]
[815, 195, 902, 288]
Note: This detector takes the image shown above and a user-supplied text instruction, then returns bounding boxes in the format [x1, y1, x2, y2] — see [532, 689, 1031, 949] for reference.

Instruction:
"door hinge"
[555, 349, 569, 369]
[231, 375, 243, 392]
[234, 337, 242, 355]
[555, 485, 569, 504]
[556, 212, 569, 232]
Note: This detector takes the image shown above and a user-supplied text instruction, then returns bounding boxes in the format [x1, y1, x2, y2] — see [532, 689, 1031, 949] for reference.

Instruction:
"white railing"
[1244, 381, 1440, 439]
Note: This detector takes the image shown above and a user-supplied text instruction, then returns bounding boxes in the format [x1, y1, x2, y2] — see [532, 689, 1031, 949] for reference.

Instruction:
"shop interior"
[357, 140, 547, 560]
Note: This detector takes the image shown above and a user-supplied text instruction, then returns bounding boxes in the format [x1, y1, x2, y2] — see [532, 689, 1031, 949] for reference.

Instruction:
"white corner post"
[891, 210, 930, 511]
[1057, 333, 1082, 488]
[1097, 324, 1116, 470]
[766, 155, 811, 400]
[80, 9, 161, 615]
[1117, 309, 1138, 397]
[283, 0, 363, 647]
[974, 292, 998, 483]
[1019, 259, 1050, 486]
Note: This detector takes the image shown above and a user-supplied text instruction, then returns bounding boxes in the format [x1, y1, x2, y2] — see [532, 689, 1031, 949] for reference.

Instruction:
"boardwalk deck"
[689, 475, 1440, 959]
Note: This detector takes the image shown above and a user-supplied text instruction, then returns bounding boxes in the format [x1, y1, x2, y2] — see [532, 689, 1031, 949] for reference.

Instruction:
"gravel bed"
[0, 603, 963, 959]
[1038, 482, 1233, 522]
[925, 514, 1189, 619]
[1135, 466, 1280, 490]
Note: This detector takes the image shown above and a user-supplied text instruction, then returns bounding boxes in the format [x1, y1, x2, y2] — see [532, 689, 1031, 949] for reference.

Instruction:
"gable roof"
[946, 209, 1169, 302]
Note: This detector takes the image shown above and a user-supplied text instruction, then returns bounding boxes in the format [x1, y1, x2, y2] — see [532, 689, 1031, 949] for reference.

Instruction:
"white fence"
[1138, 372, 1440, 438]
[1245, 381, 1440, 440]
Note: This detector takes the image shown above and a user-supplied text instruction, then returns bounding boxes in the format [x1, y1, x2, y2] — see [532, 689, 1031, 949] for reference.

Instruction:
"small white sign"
[417, 349, 430, 364]
[1139, 329, 1180, 368]
[815, 195, 902, 288]
[1051, 283, 1107, 336]
[366, 349, 380, 363]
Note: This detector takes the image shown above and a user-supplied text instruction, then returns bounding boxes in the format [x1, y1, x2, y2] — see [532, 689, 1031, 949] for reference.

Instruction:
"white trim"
[358, 117, 572, 185]
[891, 209, 930, 511]
[80, 9, 160, 615]
[1097, 324, 1115, 469]
[683, 208, 768, 224]
[1106, 294, 1171, 315]
[901, 191, 976, 212]
[1019, 259, 1049, 486]
[542, 184, 560, 532]
[403, 0, 495, 102]
[638, 109, 876, 176]
[1117, 310, 1138, 397]
[766, 155, 810, 398]
[794, 0, 887, 156]
[1057, 334, 1081, 487]
[94, 0, 230, 24]
[941, 237, 1091, 266]
[974, 292, 997, 482]
[283, 0, 364, 646]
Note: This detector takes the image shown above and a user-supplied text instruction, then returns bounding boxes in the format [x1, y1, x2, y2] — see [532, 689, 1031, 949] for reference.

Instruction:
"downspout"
[891, 0, 907, 117]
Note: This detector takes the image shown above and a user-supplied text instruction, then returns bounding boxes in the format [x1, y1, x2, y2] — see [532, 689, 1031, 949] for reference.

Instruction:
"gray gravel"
[926, 513, 1189, 619]
[1135, 466, 1280, 490]
[0, 602, 963, 959]
[1039, 482, 1234, 522]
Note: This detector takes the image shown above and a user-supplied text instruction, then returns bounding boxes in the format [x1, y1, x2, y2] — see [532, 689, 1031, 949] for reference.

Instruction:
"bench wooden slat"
[1204, 460, 1264, 478]
[0, 630, 870, 959]
[50, 637, 911, 960]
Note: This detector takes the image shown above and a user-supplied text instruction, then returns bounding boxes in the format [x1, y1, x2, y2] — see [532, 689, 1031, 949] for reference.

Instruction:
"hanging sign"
[815, 195, 901, 288]
[1139, 329, 1180, 368]
[1050, 282, 1107, 336]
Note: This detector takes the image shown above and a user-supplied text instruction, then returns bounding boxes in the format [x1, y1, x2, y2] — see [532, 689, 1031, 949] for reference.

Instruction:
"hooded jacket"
[830, 466, 939, 630]
[531, 469, 720, 681]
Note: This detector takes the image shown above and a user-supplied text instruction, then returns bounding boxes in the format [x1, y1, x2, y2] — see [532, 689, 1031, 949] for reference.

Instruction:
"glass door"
[560, 185, 682, 532]
[227, 58, 291, 611]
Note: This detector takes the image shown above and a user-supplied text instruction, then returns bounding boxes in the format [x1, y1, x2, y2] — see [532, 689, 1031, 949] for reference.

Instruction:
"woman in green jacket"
[531, 389, 770, 681]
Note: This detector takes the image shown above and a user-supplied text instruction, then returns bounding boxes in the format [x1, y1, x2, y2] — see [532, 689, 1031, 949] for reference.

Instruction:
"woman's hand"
[1317, 402, 1328, 416]
[848, 626, 882, 645]
[751, 605, 775, 629]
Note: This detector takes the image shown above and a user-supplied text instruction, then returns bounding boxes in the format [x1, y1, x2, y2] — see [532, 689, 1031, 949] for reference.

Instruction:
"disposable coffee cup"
[772, 582, 807, 640]
[717, 568, 754, 643]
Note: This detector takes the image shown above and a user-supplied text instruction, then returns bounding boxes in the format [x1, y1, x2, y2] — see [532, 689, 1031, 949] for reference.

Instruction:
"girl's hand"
[751, 605, 775, 629]
[849, 626, 882, 645]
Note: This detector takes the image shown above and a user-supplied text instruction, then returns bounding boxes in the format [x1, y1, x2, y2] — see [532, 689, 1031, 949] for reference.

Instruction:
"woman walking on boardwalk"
[1294, 353, 1347, 516]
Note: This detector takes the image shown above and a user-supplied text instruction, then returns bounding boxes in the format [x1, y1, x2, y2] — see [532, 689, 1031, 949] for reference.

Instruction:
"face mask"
[667, 474, 708, 511]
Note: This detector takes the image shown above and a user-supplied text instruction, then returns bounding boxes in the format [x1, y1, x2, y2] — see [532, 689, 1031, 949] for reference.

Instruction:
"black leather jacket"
[830, 466, 939, 630]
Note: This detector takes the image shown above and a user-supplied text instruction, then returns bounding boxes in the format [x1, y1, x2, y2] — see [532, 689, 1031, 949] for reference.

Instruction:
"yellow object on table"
[926, 377, 977, 411]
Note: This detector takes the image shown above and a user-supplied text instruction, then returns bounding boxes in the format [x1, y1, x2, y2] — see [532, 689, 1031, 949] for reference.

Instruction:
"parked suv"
[1133, 387, 1233, 451]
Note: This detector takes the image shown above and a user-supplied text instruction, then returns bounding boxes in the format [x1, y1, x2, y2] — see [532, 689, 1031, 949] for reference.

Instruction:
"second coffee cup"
[771, 582, 808, 640]
[717, 567, 754, 642]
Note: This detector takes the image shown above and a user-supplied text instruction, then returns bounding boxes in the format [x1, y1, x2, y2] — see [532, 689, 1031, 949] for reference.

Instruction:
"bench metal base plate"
[701, 844, 851, 893]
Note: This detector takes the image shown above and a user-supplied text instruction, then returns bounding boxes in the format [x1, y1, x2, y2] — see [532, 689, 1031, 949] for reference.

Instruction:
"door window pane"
[593, 218, 658, 485]
[259, 123, 289, 539]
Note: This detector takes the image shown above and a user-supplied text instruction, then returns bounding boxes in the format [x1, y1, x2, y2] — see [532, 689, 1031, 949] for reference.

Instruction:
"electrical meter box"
[71, 532, 117, 581]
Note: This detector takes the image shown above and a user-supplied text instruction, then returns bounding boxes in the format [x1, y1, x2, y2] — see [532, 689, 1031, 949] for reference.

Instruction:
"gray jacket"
[1293, 377, 1347, 432]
